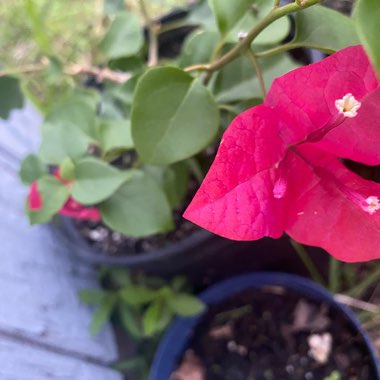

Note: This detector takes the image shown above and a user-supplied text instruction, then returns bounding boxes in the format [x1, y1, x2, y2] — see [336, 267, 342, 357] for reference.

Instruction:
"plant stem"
[0, 62, 131, 83]
[347, 265, 380, 298]
[246, 49, 266, 98]
[0, 64, 46, 77]
[290, 239, 326, 286]
[274, 0, 281, 7]
[328, 257, 340, 293]
[184, 0, 324, 74]
[138, 0, 159, 67]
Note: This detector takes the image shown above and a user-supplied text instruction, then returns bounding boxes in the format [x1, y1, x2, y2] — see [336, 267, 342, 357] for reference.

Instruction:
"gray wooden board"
[0, 106, 122, 379]
[0, 334, 121, 380]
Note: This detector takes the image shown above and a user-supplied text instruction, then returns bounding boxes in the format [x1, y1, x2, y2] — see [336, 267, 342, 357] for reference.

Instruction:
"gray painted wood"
[0, 106, 122, 379]
[0, 334, 121, 380]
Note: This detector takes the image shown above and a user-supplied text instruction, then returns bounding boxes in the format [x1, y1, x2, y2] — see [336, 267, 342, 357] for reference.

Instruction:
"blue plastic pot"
[151, 272, 380, 379]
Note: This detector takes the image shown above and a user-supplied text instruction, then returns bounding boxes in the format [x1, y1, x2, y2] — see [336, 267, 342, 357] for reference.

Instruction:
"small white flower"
[237, 31, 248, 40]
[335, 93, 361, 118]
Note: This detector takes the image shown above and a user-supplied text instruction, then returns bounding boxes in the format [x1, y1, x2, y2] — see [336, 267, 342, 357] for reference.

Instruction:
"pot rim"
[151, 272, 380, 379]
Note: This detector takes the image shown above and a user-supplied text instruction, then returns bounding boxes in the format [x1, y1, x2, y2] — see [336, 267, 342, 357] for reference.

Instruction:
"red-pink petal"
[315, 87, 380, 165]
[184, 105, 288, 240]
[266, 45, 378, 147]
[59, 198, 101, 221]
[28, 182, 42, 211]
[285, 145, 380, 262]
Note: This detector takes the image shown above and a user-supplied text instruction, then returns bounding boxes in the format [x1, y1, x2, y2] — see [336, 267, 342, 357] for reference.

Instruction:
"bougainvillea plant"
[185, 45, 380, 263]
[0, 0, 378, 247]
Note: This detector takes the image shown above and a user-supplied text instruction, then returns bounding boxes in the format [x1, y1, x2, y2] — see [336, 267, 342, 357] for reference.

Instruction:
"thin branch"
[0, 64, 46, 77]
[65, 64, 131, 83]
[138, 0, 160, 67]
[246, 49, 266, 98]
[0, 62, 131, 83]
[184, 0, 324, 75]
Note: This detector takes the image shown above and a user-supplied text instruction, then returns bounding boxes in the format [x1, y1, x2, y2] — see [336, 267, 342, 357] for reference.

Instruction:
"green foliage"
[0, 76, 24, 119]
[214, 53, 299, 103]
[99, 172, 174, 237]
[324, 371, 342, 380]
[354, 0, 380, 75]
[71, 157, 135, 205]
[209, 0, 290, 45]
[19, 154, 47, 185]
[15, 0, 364, 243]
[131, 67, 220, 164]
[80, 268, 206, 338]
[179, 30, 220, 67]
[99, 12, 144, 60]
[289, 5, 360, 53]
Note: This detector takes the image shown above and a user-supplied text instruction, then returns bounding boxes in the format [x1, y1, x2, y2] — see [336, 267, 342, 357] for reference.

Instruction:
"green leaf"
[132, 67, 219, 164]
[99, 12, 144, 60]
[143, 162, 189, 209]
[142, 300, 173, 337]
[209, 0, 290, 45]
[44, 93, 97, 139]
[97, 119, 133, 154]
[118, 306, 142, 339]
[79, 289, 107, 305]
[39, 123, 91, 164]
[59, 157, 76, 180]
[28, 176, 69, 224]
[354, 0, 380, 75]
[209, 0, 251, 35]
[39, 92, 98, 164]
[99, 171, 174, 237]
[120, 285, 158, 306]
[178, 30, 220, 68]
[46, 56, 64, 84]
[100, 76, 140, 120]
[166, 293, 206, 316]
[112, 357, 146, 372]
[186, 0, 217, 30]
[72, 157, 135, 205]
[290, 5, 360, 53]
[171, 276, 187, 292]
[104, 0, 125, 16]
[109, 268, 132, 287]
[89, 295, 117, 335]
[0, 76, 24, 119]
[25, 0, 51, 54]
[214, 53, 299, 103]
[19, 154, 47, 185]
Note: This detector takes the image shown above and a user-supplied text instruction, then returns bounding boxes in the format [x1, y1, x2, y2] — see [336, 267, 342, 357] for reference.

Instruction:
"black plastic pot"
[50, 216, 235, 274]
[151, 272, 380, 379]
[51, 215, 329, 284]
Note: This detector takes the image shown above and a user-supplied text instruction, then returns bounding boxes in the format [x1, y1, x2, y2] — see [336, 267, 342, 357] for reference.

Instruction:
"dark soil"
[75, 184, 199, 256]
[172, 287, 377, 380]
[75, 208, 198, 257]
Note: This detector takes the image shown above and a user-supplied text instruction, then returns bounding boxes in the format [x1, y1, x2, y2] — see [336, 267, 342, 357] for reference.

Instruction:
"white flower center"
[335, 93, 361, 118]
[363, 196, 380, 215]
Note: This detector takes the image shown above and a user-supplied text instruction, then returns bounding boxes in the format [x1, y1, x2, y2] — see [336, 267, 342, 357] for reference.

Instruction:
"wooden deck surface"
[0, 105, 122, 380]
